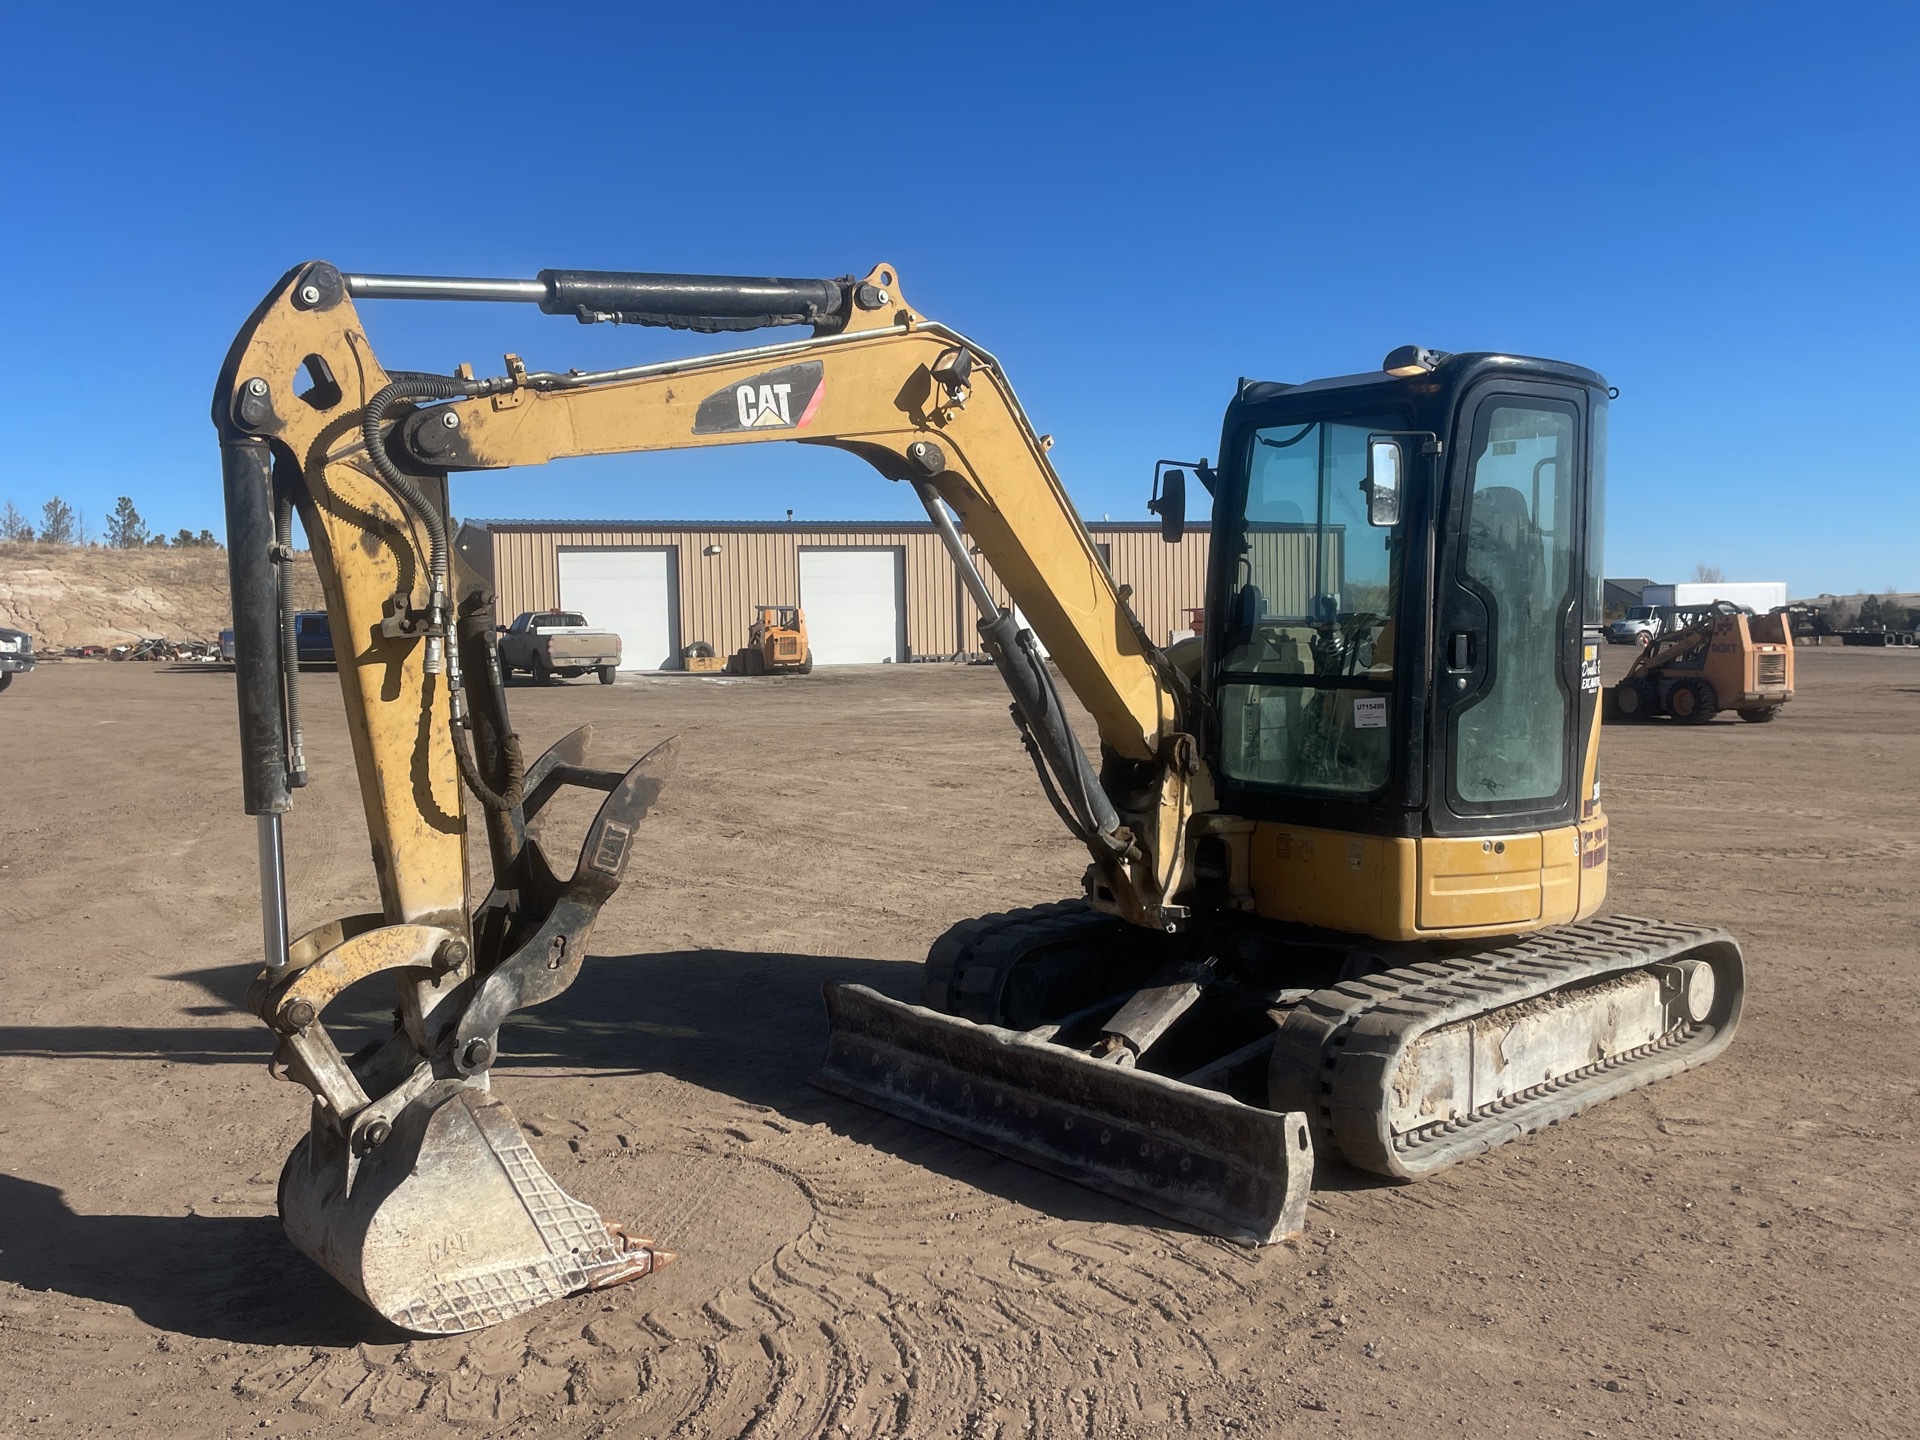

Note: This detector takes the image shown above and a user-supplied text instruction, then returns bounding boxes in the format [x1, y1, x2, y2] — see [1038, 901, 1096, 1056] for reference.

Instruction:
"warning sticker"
[1353, 696, 1388, 729]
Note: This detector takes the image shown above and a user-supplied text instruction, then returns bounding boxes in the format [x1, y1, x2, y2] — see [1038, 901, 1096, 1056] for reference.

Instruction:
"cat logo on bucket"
[693, 361, 825, 435]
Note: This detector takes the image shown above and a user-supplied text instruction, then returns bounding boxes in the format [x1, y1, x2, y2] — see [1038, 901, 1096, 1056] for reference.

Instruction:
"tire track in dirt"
[204, 1097, 1312, 1436]
[20, 654, 1917, 1437]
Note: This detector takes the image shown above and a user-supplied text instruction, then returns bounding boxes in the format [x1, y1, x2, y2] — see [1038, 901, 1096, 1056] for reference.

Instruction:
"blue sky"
[2, 2, 1912, 598]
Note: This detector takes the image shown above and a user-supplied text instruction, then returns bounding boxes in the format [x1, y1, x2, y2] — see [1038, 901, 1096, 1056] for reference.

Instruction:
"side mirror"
[1365, 437, 1402, 527]
[1149, 466, 1187, 543]
[495, 624, 508, 634]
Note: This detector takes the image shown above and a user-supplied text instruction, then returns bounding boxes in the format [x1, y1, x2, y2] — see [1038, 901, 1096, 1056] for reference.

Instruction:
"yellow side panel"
[1247, 821, 1595, 942]
[1248, 825, 1420, 938]
[1538, 825, 1582, 926]
[1417, 833, 1545, 931]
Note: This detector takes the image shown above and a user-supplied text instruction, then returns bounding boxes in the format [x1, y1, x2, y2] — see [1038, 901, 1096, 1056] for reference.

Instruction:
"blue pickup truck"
[219, 614, 334, 666]
[294, 611, 335, 664]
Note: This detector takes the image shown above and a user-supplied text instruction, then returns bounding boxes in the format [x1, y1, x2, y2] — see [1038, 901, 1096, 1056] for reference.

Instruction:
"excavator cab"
[1201, 350, 1611, 936]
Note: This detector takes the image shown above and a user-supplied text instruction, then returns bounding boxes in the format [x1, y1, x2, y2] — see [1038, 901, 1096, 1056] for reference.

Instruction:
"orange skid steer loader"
[732, 604, 811, 674]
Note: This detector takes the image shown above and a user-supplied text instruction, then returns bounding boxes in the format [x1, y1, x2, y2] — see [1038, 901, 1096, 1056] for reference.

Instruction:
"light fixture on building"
[702, 544, 722, 556]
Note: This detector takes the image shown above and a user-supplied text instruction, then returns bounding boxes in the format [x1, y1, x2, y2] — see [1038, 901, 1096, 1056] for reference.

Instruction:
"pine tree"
[1, 501, 33, 541]
[106, 496, 148, 549]
[40, 496, 76, 545]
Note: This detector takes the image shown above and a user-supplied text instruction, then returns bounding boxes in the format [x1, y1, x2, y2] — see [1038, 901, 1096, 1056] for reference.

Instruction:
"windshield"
[1217, 412, 1407, 796]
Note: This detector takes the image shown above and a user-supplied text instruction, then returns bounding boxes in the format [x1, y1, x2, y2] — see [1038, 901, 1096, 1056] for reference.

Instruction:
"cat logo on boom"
[693, 361, 825, 435]
[738, 382, 793, 427]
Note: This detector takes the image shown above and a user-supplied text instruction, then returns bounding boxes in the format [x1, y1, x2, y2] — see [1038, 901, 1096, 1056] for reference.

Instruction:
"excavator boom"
[212, 259, 1257, 1331]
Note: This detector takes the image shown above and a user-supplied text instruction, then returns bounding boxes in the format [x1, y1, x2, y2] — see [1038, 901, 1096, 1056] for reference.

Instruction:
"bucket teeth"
[279, 1083, 663, 1335]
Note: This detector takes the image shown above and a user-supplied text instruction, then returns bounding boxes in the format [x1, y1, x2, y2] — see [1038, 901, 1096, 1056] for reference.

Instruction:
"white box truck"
[1641, 582, 1788, 612]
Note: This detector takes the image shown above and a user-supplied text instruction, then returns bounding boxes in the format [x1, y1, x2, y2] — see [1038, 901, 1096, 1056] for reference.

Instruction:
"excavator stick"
[816, 985, 1313, 1246]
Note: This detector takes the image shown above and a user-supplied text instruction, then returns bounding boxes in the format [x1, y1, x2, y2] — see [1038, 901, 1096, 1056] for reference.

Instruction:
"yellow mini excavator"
[214, 261, 1744, 1335]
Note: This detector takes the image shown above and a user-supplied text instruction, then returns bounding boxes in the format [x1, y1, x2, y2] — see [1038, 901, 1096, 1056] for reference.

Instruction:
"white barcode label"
[1353, 696, 1388, 729]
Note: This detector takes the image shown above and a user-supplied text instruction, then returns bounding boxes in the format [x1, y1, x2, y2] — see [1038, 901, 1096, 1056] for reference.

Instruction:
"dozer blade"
[280, 1081, 667, 1335]
[814, 984, 1312, 1246]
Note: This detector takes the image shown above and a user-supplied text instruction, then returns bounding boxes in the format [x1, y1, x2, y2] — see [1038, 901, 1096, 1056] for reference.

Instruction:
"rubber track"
[920, 900, 1123, 1023]
[1270, 913, 1745, 1179]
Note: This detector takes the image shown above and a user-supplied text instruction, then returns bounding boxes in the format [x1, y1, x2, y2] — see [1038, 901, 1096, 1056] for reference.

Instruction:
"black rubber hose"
[1012, 708, 1092, 846]
[454, 725, 526, 813]
[363, 373, 532, 811]
[360, 374, 474, 600]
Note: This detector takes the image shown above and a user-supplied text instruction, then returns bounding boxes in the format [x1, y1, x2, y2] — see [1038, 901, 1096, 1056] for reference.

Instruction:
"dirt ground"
[0, 644, 1915, 1439]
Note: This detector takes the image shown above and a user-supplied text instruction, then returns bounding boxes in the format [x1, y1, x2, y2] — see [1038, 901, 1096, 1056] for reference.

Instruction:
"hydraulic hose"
[360, 373, 472, 632]
[453, 724, 526, 813]
[361, 372, 528, 810]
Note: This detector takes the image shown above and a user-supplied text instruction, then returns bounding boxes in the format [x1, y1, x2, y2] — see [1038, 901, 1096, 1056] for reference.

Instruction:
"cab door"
[1427, 383, 1590, 838]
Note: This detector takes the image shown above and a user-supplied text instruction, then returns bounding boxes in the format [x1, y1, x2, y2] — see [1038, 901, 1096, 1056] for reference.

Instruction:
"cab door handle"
[1448, 631, 1475, 670]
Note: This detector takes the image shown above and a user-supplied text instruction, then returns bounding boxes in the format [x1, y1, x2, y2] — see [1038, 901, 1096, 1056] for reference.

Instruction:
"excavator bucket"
[258, 734, 680, 1334]
[814, 984, 1313, 1246]
[280, 1081, 666, 1334]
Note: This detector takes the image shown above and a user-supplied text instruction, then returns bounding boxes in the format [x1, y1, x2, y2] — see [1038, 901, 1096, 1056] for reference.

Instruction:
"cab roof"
[1236, 351, 1609, 406]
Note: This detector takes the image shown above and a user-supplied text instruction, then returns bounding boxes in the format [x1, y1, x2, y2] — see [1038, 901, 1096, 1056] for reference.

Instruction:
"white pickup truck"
[1607, 604, 1663, 646]
[0, 626, 35, 692]
[496, 611, 622, 684]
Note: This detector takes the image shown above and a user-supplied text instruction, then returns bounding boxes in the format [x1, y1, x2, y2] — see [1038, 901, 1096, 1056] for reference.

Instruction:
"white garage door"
[557, 548, 676, 671]
[800, 548, 903, 665]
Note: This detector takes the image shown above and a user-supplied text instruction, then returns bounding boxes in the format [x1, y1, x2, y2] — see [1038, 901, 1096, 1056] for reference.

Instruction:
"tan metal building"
[460, 519, 1213, 670]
